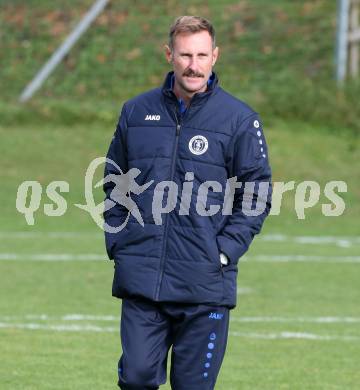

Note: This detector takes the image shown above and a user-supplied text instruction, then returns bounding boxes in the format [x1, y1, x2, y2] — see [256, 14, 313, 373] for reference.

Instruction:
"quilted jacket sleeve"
[216, 113, 272, 265]
[103, 104, 129, 260]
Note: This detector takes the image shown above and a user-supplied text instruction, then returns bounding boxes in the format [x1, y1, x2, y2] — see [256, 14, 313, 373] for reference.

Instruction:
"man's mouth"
[184, 76, 203, 81]
[183, 72, 204, 78]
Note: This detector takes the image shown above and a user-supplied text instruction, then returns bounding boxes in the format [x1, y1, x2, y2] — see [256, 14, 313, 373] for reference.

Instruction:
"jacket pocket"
[112, 259, 125, 298]
[208, 230, 222, 270]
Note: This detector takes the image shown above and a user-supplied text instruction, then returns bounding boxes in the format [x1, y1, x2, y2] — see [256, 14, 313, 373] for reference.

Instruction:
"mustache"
[183, 70, 204, 78]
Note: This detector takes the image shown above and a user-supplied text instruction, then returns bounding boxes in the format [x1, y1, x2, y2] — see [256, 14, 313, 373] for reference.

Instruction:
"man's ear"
[212, 46, 219, 66]
[164, 44, 173, 64]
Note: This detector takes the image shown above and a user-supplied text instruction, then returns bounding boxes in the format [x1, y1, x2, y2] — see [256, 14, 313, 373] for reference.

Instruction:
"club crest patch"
[189, 135, 208, 155]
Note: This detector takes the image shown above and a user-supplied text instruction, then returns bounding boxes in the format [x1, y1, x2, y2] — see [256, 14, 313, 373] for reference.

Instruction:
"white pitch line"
[237, 287, 254, 295]
[1, 314, 360, 324]
[0, 253, 105, 261]
[242, 255, 360, 263]
[0, 232, 359, 245]
[0, 314, 118, 321]
[0, 322, 117, 332]
[0, 232, 101, 238]
[230, 331, 360, 341]
[0, 321, 358, 341]
[62, 314, 118, 321]
[259, 234, 360, 247]
[230, 316, 360, 324]
[1, 253, 359, 263]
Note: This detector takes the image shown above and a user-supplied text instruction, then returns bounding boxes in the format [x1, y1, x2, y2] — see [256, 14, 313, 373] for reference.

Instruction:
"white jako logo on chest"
[145, 114, 160, 121]
[189, 135, 208, 155]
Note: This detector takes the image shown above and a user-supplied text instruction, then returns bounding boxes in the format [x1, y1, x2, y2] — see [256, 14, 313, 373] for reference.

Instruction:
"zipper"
[154, 109, 182, 300]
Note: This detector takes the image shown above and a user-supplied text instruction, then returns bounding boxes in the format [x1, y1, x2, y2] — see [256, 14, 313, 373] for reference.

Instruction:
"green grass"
[1, 1, 360, 387]
[1, 0, 359, 133]
[1, 260, 360, 389]
[0, 119, 359, 389]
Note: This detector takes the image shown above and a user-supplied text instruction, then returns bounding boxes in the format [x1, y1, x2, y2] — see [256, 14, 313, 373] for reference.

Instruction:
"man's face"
[166, 30, 218, 95]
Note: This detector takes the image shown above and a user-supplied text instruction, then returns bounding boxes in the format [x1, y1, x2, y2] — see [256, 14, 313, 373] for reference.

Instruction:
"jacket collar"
[161, 71, 219, 109]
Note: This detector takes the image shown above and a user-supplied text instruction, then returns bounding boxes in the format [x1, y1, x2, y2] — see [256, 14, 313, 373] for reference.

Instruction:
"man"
[103, 16, 272, 389]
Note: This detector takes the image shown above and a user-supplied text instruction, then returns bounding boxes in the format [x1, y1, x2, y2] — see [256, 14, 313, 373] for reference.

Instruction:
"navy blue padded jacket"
[103, 71, 272, 309]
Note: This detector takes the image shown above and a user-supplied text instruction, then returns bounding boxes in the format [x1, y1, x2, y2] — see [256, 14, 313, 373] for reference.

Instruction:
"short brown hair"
[168, 16, 216, 51]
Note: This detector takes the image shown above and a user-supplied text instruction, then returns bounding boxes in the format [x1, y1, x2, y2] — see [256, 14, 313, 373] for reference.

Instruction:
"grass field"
[1, 0, 359, 133]
[0, 119, 359, 389]
[1, 0, 359, 388]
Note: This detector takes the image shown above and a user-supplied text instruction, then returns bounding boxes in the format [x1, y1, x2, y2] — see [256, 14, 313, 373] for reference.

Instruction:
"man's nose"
[188, 56, 199, 70]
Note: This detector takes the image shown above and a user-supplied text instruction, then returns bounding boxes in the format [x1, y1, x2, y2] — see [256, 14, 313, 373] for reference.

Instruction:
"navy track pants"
[117, 296, 230, 389]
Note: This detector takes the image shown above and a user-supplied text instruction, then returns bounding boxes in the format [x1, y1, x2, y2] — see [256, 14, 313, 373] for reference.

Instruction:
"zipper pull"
[176, 124, 181, 135]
